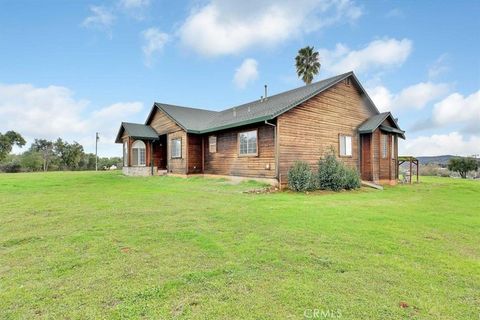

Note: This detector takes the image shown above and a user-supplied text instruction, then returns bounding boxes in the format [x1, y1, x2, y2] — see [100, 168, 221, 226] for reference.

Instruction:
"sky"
[0, 0, 479, 157]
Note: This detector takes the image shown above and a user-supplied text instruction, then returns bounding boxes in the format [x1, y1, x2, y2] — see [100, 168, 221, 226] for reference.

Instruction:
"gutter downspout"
[264, 120, 279, 184]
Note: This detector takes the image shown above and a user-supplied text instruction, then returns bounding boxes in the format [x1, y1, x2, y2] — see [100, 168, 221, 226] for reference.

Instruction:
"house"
[115, 71, 405, 186]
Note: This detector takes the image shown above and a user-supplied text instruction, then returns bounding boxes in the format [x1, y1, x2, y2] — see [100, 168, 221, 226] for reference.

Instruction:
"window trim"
[391, 135, 395, 159]
[338, 134, 353, 158]
[381, 134, 388, 159]
[131, 140, 146, 167]
[209, 135, 217, 153]
[170, 138, 182, 159]
[238, 129, 258, 157]
[123, 140, 129, 166]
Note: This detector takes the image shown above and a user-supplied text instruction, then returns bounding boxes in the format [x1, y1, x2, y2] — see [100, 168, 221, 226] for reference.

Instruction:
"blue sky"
[0, 0, 479, 157]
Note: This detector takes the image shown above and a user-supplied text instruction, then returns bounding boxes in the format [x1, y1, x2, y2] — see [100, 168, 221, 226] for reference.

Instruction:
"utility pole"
[95, 132, 99, 171]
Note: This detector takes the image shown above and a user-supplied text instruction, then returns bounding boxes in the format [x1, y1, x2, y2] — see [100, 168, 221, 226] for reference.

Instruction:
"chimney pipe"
[264, 84, 268, 99]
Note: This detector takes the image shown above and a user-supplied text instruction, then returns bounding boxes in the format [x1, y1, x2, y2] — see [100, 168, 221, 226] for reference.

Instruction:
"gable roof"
[358, 112, 405, 139]
[145, 71, 382, 134]
[115, 122, 159, 143]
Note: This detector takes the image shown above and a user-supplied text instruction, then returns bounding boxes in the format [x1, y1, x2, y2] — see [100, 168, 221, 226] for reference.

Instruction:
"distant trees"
[30, 139, 54, 171]
[448, 157, 478, 179]
[295, 46, 321, 85]
[0, 132, 122, 173]
[53, 138, 84, 170]
[0, 131, 26, 161]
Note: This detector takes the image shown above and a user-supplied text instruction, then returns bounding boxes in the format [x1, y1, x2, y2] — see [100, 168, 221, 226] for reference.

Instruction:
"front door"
[153, 135, 167, 170]
[360, 134, 372, 181]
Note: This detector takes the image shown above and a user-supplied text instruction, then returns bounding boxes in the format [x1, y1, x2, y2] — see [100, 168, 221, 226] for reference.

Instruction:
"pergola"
[398, 156, 419, 184]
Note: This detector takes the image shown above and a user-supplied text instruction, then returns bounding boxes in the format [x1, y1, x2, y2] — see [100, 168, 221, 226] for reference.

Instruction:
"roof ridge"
[220, 71, 353, 113]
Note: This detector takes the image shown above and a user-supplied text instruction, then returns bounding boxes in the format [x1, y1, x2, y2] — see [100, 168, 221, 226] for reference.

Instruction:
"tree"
[53, 138, 84, 170]
[295, 46, 321, 85]
[30, 139, 54, 171]
[20, 150, 43, 172]
[447, 157, 478, 178]
[0, 131, 26, 161]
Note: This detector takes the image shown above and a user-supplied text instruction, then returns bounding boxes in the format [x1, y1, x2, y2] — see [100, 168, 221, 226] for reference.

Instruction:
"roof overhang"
[114, 122, 159, 143]
[358, 112, 406, 139]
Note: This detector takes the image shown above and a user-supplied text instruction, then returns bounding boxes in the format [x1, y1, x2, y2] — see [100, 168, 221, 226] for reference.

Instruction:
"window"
[171, 138, 182, 158]
[382, 134, 388, 158]
[391, 135, 395, 159]
[209, 135, 217, 153]
[123, 141, 128, 166]
[131, 140, 146, 166]
[339, 135, 352, 157]
[239, 130, 257, 156]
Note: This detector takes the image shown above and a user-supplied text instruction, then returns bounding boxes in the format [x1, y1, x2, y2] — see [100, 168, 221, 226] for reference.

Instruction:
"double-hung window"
[339, 135, 352, 157]
[171, 138, 182, 158]
[239, 130, 257, 156]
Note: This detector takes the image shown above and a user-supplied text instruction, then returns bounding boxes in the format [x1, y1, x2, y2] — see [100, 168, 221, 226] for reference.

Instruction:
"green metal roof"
[358, 112, 405, 139]
[145, 71, 382, 134]
[115, 122, 159, 143]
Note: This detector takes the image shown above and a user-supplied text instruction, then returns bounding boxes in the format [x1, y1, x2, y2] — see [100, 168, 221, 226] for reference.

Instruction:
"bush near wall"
[287, 161, 315, 192]
[287, 151, 361, 192]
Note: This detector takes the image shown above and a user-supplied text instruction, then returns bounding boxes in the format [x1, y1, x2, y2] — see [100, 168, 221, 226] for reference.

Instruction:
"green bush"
[343, 167, 361, 190]
[0, 161, 22, 173]
[287, 161, 314, 192]
[317, 152, 360, 191]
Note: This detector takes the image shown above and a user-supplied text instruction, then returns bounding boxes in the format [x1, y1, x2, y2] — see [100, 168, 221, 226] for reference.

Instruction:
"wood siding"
[149, 108, 182, 135]
[167, 131, 187, 174]
[277, 79, 376, 185]
[203, 123, 276, 178]
[371, 128, 398, 183]
[187, 134, 203, 174]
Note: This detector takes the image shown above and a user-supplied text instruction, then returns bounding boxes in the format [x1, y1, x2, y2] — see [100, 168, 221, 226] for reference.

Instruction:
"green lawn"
[0, 172, 479, 319]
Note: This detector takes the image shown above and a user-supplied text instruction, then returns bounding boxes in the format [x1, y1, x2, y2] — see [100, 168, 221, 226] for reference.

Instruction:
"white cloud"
[0, 83, 143, 156]
[119, 0, 151, 20]
[385, 8, 404, 18]
[400, 132, 480, 157]
[233, 59, 259, 89]
[368, 82, 450, 112]
[319, 38, 413, 75]
[141, 28, 169, 67]
[179, 0, 363, 56]
[428, 54, 449, 79]
[432, 90, 480, 132]
[119, 0, 150, 9]
[82, 6, 116, 35]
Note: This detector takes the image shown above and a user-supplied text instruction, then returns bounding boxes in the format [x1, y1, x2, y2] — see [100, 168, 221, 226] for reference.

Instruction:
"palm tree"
[295, 46, 321, 85]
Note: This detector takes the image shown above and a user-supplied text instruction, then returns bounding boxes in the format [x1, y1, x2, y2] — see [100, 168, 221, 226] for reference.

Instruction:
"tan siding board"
[203, 124, 276, 178]
[278, 80, 375, 184]
[187, 134, 203, 174]
[167, 131, 187, 174]
[149, 108, 182, 135]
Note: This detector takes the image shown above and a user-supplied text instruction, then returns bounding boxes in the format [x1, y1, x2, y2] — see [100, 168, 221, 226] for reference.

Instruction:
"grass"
[0, 171, 479, 319]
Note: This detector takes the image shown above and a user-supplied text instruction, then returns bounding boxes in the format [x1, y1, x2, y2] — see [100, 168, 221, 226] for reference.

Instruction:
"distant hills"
[416, 155, 479, 165]
[416, 155, 456, 165]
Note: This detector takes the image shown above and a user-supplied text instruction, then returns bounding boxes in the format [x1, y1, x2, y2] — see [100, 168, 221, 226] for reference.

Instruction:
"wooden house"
[115, 72, 405, 186]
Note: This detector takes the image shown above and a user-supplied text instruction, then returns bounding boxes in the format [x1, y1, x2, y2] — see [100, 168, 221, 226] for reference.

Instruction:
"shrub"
[0, 161, 22, 173]
[316, 153, 343, 191]
[343, 167, 361, 190]
[287, 161, 314, 192]
[317, 152, 360, 191]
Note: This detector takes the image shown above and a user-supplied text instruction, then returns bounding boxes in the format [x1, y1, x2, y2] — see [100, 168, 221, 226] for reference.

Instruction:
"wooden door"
[360, 134, 372, 181]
